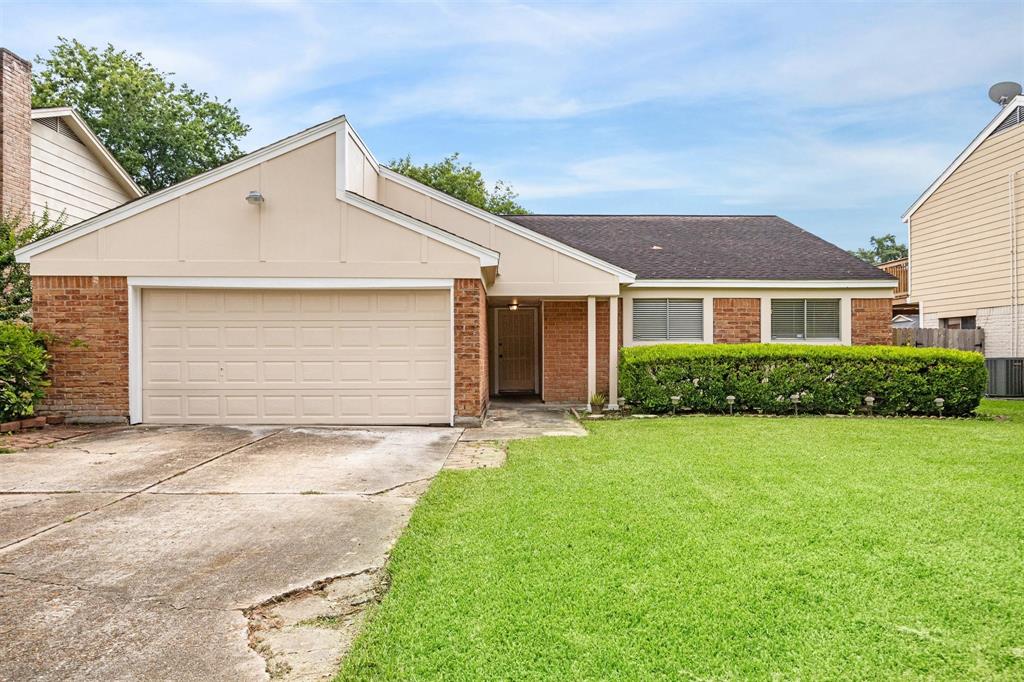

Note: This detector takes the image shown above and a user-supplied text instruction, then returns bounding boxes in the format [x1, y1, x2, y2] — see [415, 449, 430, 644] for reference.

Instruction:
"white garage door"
[141, 288, 451, 424]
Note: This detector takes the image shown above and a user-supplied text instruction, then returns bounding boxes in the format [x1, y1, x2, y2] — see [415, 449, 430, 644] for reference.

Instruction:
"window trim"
[769, 298, 842, 342]
[628, 296, 711, 345]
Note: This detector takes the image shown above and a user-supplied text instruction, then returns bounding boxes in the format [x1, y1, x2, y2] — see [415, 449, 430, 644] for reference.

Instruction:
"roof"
[902, 95, 1024, 222]
[502, 214, 895, 281]
[31, 107, 144, 198]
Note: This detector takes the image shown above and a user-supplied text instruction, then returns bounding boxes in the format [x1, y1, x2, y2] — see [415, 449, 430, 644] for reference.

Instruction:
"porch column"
[609, 296, 618, 409]
[587, 295, 596, 410]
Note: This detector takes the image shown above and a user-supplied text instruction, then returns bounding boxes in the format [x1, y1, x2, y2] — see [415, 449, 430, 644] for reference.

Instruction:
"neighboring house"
[891, 314, 920, 329]
[902, 94, 1024, 357]
[0, 49, 142, 225]
[877, 257, 916, 319]
[14, 115, 895, 427]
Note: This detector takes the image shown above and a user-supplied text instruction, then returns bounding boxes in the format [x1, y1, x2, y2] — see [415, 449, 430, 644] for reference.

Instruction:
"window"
[633, 298, 703, 341]
[942, 316, 976, 330]
[771, 299, 840, 340]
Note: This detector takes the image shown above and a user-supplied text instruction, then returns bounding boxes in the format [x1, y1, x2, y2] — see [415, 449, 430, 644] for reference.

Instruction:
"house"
[902, 92, 1024, 357]
[14, 114, 895, 426]
[877, 257, 916, 320]
[0, 49, 143, 225]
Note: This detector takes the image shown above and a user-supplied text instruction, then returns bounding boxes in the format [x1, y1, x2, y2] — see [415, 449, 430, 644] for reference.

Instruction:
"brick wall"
[713, 298, 761, 343]
[851, 298, 893, 345]
[0, 49, 32, 220]
[32, 276, 129, 420]
[541, 300, 611, 402]
[454, 278, 488, 418]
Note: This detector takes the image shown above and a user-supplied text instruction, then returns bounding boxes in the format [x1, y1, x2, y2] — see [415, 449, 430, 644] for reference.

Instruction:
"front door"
[495, 308, 537, 393]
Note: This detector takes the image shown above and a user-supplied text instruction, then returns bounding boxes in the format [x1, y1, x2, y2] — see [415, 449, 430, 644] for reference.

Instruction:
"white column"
[587, 295, 596, 411]
[609, 296, 619, 409]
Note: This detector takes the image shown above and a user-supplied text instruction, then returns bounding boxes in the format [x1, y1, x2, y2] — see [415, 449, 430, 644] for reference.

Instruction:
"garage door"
[141, 288, 451, 424]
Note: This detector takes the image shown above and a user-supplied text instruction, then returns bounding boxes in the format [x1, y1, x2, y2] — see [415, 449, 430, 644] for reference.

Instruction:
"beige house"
[0, 49, 142, 225]
[14, 112, 895, 426]
[903, 94, 1024, 357]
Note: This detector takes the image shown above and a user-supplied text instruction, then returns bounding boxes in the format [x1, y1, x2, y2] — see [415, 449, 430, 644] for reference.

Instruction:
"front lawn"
[339, 401, 1024, 680]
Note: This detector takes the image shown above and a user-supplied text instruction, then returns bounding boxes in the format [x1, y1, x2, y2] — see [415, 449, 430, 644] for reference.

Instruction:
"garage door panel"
[142, 289, 451, 424]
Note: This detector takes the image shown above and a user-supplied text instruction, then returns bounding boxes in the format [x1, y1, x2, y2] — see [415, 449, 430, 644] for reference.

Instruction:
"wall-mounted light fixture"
[245, 191, 265, 204]
[508, 299, 519, 311]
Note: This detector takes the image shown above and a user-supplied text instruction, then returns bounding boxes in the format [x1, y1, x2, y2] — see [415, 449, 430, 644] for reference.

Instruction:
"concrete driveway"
[0, 424, 459, 681]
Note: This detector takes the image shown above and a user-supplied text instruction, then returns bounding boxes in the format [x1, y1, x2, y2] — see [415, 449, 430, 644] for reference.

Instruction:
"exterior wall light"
[245, 191, 265, 204]
[726, 395, 735, 415]
[508, 299, 518, 311]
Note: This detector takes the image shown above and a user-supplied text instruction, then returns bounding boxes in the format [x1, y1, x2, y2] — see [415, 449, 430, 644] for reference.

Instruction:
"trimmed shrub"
[0, 322, 50, 422]
[619, 344, 986, 417]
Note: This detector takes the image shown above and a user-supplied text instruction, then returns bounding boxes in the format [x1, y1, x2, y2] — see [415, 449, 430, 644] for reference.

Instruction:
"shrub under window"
[633, 299, 703, 342]
[771, 299, 840, 340]
[618, 343, 986, 417]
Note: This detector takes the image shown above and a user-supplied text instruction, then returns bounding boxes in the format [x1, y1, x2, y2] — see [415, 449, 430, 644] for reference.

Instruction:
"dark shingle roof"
[502, 215, 894, 281]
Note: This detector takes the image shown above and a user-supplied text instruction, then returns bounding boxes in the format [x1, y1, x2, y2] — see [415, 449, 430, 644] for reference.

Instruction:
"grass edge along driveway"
[338, 401, 1024, 680]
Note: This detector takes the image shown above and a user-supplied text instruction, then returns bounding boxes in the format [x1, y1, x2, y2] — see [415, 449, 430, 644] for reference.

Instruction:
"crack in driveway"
[0, 424, 459, 681]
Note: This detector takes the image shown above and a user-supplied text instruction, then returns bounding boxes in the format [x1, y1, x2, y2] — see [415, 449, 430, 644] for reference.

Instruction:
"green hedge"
[619, 344, 986, 417]
[0, 322, 50, 423]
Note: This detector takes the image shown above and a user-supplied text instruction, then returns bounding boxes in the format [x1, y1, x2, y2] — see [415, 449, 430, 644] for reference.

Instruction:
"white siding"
[30, 119, 133, 225]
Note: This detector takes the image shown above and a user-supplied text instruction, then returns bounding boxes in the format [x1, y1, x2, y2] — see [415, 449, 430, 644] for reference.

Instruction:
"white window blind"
[633, 299, 703, 341]
[771, 299, 840, 340]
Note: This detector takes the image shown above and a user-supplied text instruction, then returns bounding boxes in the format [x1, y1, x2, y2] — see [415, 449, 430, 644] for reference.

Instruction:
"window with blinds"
[771, 299, 840, 340]
[633, 298, 703, 341]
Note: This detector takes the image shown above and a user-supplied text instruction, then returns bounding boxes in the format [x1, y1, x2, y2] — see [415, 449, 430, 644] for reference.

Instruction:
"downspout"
[1011, 167, 1022, 356]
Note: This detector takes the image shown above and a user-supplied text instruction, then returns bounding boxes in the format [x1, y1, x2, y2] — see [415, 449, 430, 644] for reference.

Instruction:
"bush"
[619, 344, 986, 417]
[0, 322, 50, 422]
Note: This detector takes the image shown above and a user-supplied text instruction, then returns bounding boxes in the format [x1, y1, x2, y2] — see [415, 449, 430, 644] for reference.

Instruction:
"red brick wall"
[454, 278, 488, 418]
[541, 300, 611, 402]
[0, 49, 32, 220]
[32, 276, 129, 420]
[713, 298, 761, 343]
[852, 298, 893, 345]
[542, 301, 587, 402]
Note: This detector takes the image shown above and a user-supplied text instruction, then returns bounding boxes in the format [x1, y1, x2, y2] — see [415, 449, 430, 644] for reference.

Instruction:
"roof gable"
[902, 95, 1024, 222]
[31, 108, 143, 198]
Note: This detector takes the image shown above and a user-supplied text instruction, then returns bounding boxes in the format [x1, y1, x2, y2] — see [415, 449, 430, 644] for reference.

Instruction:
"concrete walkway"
[0, 425, 459, 681]
[459, 400, 587, 442]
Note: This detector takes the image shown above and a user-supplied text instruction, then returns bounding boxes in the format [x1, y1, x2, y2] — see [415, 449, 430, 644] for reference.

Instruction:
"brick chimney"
[0, 48, 32, 220]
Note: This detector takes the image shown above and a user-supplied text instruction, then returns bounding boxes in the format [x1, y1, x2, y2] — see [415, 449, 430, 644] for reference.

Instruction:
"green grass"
[338, 400, 1024, 680]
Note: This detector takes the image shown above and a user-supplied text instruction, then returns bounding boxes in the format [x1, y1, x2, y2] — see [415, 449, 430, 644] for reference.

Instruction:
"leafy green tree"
[849, 233, 908, 265]
[32, 38, 250, 193]
[390, 153, 529, 215]
[1, 210, 65, 323]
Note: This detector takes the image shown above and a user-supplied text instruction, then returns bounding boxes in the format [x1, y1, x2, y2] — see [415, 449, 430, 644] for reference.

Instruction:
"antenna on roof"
[988, 81, 1022, 107]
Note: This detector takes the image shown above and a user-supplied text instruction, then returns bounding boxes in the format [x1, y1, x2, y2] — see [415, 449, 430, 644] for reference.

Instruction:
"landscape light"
[726, 395, 735, 415]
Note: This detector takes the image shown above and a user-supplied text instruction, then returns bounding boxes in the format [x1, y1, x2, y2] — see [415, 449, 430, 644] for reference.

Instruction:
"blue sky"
[2, 1, 1022, 248]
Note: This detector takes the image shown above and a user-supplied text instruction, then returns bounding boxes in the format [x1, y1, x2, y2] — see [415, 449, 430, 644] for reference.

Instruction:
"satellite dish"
[989, 81, 1023, 106]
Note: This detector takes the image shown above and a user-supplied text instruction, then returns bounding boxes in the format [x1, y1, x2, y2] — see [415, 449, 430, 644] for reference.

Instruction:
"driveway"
[0, 424, 459, 681]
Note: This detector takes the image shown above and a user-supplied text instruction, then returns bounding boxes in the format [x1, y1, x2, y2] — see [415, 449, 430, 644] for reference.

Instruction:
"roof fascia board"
[16, 116, 349, 263]
[341, 190, 499, 267]
[902, 95, 1024, 222]
[628, 279, 896, 289]
[378, 166, 636, 283]
[31, 107, 143, 198]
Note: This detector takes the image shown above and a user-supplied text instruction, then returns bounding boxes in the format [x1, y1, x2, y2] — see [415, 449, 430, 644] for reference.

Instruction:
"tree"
[32, 38, 250, 193]
[849, 233, 908, 265]
[390, 153, 529, 215]
[1, 210, 65, 323]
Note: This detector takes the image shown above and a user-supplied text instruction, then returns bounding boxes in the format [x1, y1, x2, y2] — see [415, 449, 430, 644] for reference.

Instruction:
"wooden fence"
[892, 327, 985, 352]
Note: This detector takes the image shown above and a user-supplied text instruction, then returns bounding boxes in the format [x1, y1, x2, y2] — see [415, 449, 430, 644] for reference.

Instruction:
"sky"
[1, 1, 1022, 249]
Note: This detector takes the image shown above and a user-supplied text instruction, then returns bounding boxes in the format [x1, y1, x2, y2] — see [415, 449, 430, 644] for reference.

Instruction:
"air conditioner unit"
[986, 358, 1024, 397]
